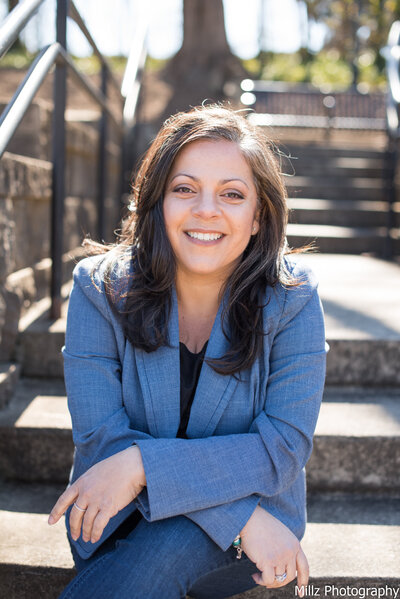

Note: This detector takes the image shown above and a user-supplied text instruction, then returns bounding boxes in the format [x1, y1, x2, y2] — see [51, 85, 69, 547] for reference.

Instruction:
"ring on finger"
[73, 502, 87, 512]
[275, 572, 287, 583]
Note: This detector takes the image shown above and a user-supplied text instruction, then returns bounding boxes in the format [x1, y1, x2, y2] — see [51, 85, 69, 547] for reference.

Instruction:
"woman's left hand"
[47, 445, 146, 544]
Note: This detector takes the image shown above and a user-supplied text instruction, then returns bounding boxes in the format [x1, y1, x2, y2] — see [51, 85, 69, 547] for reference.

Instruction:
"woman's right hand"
[240, 505, 309, 597]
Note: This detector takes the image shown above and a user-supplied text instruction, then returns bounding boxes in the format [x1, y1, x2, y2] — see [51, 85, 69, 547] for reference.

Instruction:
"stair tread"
[285, 175, 385, 188]
[1, 482, 399, 577]
[287, 223, 388, 237]
[287, 198, 390, 212]
[301, 254, 400, 341]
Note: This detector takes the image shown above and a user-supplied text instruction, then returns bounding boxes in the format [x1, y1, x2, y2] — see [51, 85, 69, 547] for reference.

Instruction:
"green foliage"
[245, 48, 386, 91]
[145, 56, 168, 72]
[0, 47, 36, 69]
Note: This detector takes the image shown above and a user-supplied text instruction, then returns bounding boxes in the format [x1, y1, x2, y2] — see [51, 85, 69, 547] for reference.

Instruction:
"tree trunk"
[162, 0, 247, 114]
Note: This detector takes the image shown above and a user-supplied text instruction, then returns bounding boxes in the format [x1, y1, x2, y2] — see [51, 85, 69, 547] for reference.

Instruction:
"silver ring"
[73, 502, 87, 512]
[275, 572, 287, 583]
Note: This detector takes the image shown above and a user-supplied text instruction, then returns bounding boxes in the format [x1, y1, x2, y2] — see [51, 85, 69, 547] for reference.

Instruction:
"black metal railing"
[0, 0, 147, 318]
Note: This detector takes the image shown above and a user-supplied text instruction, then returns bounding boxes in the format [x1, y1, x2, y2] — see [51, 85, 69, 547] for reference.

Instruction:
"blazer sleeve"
[133, 262, 327, 541]
[63, 256, 154, 469]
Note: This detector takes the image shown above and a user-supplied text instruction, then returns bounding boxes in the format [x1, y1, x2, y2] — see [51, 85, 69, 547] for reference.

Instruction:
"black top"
[176, 340, 208, 439]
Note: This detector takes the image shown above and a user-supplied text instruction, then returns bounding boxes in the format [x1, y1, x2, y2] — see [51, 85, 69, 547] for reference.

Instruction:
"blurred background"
[0, 3, 399, 598]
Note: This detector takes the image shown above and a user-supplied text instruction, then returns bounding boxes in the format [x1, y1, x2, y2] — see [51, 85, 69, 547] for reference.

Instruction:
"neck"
[175, 270, 226, 319]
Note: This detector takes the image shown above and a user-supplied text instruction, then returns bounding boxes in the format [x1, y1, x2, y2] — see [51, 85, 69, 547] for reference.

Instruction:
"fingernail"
[48, 515, 55, 525]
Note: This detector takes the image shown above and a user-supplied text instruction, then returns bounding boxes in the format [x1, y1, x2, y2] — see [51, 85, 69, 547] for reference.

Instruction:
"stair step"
[16, 291, 70, 378]
[287, 223, 388, 254]
[0, 481, 398, 599]
[0, 362, 20, 410]
[309, 387, 400, 492]
[281, 145, 388, 160]
[0, 378, 73, 482]
[0, 380, 399, 491]
[288, 198, 393, 227]
[282, 156, 389, 179]
[286, 176, 386, 201]
[301, 253, 400, 383]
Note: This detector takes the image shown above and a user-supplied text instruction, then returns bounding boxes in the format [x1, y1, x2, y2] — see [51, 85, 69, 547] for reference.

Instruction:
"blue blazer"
[63, 249, 328, 559]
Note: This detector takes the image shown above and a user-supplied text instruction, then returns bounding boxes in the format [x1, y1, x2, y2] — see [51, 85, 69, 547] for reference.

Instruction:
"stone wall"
[0, 101, 122, 359]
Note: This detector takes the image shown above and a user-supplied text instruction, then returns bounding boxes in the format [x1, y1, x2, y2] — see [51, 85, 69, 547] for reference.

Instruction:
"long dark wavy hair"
[87, 104, 313, 376]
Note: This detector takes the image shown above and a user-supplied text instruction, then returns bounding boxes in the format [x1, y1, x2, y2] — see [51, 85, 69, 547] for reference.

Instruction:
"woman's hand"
[240, 505, 309, 597]
[48, 446, 146, 544]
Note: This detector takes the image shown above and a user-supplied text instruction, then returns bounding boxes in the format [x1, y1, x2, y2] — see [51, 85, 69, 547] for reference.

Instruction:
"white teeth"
[187, 231, 223, 241]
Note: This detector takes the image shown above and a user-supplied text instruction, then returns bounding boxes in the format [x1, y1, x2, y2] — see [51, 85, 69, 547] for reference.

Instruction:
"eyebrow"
[169, 173, 249, 189]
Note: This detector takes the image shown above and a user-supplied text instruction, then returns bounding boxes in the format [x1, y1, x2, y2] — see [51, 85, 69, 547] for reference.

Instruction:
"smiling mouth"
[185, 231, 224, 241]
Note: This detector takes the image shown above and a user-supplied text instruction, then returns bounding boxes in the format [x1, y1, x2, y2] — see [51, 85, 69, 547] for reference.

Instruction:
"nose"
[191, 190, 221, 219]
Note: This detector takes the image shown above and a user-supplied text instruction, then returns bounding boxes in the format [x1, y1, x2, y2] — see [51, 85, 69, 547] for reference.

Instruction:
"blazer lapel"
[185, 291, 238, 439]
[135, 285, 237, 439]
[134, 287, 181, 438]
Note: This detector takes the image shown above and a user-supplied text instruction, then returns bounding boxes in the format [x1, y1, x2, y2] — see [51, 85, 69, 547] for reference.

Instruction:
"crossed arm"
[48, 262, 326, 558]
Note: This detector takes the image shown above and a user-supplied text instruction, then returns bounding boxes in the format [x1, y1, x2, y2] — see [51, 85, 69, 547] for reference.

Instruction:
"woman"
[49, 104, 327, 599]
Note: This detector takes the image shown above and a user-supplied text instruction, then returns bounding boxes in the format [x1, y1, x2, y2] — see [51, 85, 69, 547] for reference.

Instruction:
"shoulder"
[71, 246, 133, 310]
[264, 254, 321, 329]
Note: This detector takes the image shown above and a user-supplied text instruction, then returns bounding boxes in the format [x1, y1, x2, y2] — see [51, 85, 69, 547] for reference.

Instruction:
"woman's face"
[163, 139, 260, 281]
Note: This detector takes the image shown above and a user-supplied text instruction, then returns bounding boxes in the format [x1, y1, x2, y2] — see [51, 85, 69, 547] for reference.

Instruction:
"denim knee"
[59, 513, 238, 599]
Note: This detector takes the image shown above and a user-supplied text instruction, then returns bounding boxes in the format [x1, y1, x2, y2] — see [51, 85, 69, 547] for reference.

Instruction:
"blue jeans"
[59, 509, 261, 599]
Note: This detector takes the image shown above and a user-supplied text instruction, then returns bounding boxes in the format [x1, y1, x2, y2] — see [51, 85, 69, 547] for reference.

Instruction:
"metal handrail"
[0, 43, 122, 158]
[0, 0, 45, 59]
[68, 0, 123, 102]
[0, 0, 147, 317]
[386, 20, 400, 138]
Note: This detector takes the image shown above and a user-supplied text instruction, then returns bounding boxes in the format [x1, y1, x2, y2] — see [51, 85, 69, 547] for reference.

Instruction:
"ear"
[251, 209, 260, 235]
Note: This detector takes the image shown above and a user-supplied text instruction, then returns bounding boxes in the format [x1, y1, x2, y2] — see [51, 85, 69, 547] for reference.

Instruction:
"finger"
[48, 485, 79, 524]
[296, 547, 310, 597]
[79, 504, 99, 542]
[69, 501, 90, 541]
[285, 559, 297, 585]
[90, 510, 111, 544]
[258, 564, 276, 587]
[274, 563, 290, 587]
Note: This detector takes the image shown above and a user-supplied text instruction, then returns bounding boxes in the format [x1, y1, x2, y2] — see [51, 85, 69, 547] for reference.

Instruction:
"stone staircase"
[0, 253, 399, 599]
[281, 141, 400, 257]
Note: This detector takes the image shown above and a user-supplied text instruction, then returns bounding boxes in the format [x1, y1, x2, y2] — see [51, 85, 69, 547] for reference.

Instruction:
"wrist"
[127, 445, 147, 488]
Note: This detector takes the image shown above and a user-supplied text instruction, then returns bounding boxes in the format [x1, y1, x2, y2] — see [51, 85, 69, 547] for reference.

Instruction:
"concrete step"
[301, 254, 400, 384]
[0, 378, 73, 483]
[280, 145, 388, 160]
[0, 379, 399, 492]
[287, 198, 394, 228]
[282, 155, 389, 179]
[287, 223, 388, 254]
[0, 480, 398, 599]
[16, 288, 70, 378]
[285, 176, 386, 201]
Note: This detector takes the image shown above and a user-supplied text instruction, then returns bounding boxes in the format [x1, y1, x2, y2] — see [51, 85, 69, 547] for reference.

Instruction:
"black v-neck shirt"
[176, 340, 208, 439]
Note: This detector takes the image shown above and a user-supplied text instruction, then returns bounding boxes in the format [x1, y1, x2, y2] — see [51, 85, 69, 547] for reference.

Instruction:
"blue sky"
[1, 0, 326, 59]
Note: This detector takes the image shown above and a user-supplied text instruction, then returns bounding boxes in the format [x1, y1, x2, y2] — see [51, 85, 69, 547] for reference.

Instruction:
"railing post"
[384, 137, 397, 260]
[97, 63, 108, 242]
[50, 0, 68, 319]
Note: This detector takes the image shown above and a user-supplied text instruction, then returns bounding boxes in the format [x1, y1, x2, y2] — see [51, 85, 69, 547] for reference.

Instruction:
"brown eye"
[174, 186, 193, 193]
[224, 191, 244, 200]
